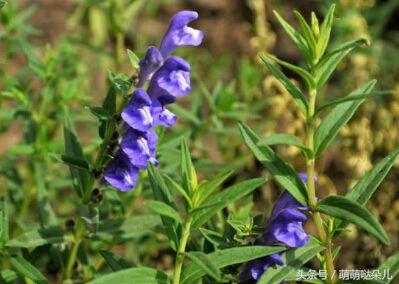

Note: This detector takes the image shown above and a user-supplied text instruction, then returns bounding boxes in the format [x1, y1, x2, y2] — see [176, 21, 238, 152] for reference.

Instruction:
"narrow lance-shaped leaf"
[10, 255, 48, 284]
[333, 150, 399, 238]
[294, 11, 316, 57]
[239, 122, 308, 205]
[195, 170, 234, 205]
[99, 250, 132, 272]
[181, 246, 285, 284]
[266, 54, 316, 89]
[315, 38, 367, 88]
[377, 251, 399, 283]
[147, 163, 179, 251]
[258, 238, 324, 284]
[0, 197, 9, 248]
[181, 137, 197, 193]
[316, 195, 390, 245]
[34, 162, 57, 227]
[87, 267, 169, 284]
[191, 177, 267, 229]
[257, 133, 312, 158]
[259, 54, 308, 115]
[7, 227, 68, 248]
[315, 4, 335, 60]
[145, 200, 182, 223]
[314, 80, 376, 156]
[184, 252, 221, 281]
[273, 10, 313, 66]
[63, 111, 91, 199]
[314, 90, 393, 117]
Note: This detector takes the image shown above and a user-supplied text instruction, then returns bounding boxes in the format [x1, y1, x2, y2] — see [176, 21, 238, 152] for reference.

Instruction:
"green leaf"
[333, 150, 399, 237]
[7, 227, 68, 248]
[181, 246, 285, 284]
[315, 90, 393, 117]
[169, 104, 202, 127]
[316, 196, 390, 245]
[87, 106, 112, 120]
[238, 122, 308, 205]
[259, 53, 308, 115]
[311, 12, 320, 38]
[108, 71, 131, 93]
[257, 238, 324, 284]
[257, 133, 312, 158]
[273, 10, 312, 65]
[191, 177, 267, 229]
[198, 228, 226, 247]
[87, 267, 169, 284]
[164, 175, 193, 208]
[60, 154, 90, 170]
[346, 149, 399, 205]
[0, 197, 8, 248]
[33, 162, 57, 227]
[10, 255, 47, 284]
[195, 170, 234, 206]
[266, 54, 316, 89]
[315, 4, 335, 60]
[64, 113, 92, 198]
[378, 251, 399, 283]
[315, 38, 367, 88]
[180, 137, 197, 193]
[294, 11, 316, 56]
[184, 251, 221, 281]
[127, 49, 140, 71]
[314, 80, 376, 156]
[99, 250, 132, 271]
[96, 214, 161, 243]
[145, 200, 182, 223]
[7, 145, 35, 155]
[148, 164, 179, 251]
[102, 85, 116, 117]
[0, 269, 18, 283]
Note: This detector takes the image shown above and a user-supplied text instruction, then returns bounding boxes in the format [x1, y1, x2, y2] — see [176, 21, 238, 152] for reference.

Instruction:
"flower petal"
[121, 129, 158, 169]
[122, 89, 154, 132]
[159, 10, 203, 58]
[104, 152, 139, 191]
[136, 46, 164, 88]
[148, 57, 191, 104]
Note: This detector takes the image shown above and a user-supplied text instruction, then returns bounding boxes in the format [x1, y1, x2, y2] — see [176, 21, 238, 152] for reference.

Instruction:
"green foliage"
[239, 122, 308, 205]
[316, 195, 390, 245]
[257, 238, 324, 284]
[88, 267, 169, 284]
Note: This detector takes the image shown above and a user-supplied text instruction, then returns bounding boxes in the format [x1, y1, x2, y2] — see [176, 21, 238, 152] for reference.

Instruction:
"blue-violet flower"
[240, 174, 311, 281]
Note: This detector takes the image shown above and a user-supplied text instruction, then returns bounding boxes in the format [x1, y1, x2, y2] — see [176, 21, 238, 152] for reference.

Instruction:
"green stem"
[65, 220, 84, 280]
[172, 216, 192, 284]
[306, 89, 335, 284]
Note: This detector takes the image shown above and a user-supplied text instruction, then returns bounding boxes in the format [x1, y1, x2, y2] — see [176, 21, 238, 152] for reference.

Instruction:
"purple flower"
[136, 46, 164, 88]
[103, 11, 202, 192]
[104, 152, 139, 191]
[148, 57, 191, 105]
[120, 129, 158, 169]
[240, 174, 312, 281]
[152, 99, 177, 127]
[159, 11, 203, 58]
[122, 89, 154, 132]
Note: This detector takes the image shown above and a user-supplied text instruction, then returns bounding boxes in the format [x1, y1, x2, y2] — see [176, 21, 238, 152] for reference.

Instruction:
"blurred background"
[0, 0, 398, 279]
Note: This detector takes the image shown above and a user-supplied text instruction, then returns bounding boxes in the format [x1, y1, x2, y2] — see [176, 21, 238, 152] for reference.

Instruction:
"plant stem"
[306, 88, 336, 284]
[65, 220, 84, 280]
[172, 216, 192, 284]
